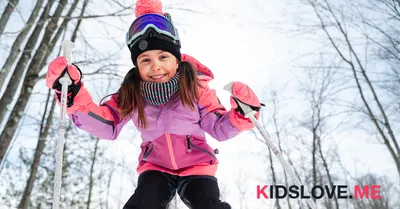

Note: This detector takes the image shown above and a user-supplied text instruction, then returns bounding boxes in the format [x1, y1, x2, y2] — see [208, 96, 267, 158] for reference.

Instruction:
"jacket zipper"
[166, 133, 178, 169]
[186, 135, 192, 153]
[143, 142, 153, 161]
[186, 135, 216, 162]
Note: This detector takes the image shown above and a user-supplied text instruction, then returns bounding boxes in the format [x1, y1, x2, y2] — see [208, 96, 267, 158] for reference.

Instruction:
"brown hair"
[117, 61, 201, 129]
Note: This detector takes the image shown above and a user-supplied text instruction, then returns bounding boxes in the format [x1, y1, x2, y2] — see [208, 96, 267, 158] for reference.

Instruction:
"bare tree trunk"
[18, 90, 56, 209]
[0, 0, 72, 164]
[71, 0, 90, 42]
[10, 0, 86, 205]
[253, 116, 282, 208]
[0, 0, 80, 127]
[275, 130, 291, 209]
[39, 0, 81, 71]
[310, 97, 322, 187]
[266, 148, 282, 209]
[117, 157, 126, 208]
[234, 171, 247, 209]
[0, 0, 57, 165]
[0, 0, 20, 36]
[0, 0, 55, 131]
[267, 96, 283, 209]
[270, 92, 290, 209]
[105, 160, 115, 209]
[253, 91, 298, 208]
[317, 137, 339, 209]
[312, 129, 318, 186]
[86, 137, 99, 209]
[0, 0, 44, 94]
[306, 0, 400, 177]
[350, 174, 395, 209]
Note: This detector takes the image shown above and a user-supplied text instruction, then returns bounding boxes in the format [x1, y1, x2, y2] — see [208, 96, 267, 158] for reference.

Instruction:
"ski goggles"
[126, 13, 180, 49]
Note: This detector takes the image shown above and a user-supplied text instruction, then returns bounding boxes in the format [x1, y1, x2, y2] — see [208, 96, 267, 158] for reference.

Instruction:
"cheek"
[169, 67, 177, 75]
[138, 67, 149, 79]
[167, 62, 178, 74]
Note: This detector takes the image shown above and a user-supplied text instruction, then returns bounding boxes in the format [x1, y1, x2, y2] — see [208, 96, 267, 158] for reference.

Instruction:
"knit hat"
[128, 0, 181, 66]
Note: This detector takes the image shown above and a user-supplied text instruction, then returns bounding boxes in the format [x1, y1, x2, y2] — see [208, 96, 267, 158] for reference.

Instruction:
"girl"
[45, 2, 262, 209]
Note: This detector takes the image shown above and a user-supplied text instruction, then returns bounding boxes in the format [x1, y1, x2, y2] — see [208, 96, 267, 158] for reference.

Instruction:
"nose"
[151, 60, 162, 71]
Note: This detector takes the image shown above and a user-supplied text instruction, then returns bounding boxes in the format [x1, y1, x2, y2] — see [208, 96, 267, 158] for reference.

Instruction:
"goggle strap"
[164, 13, 172, 22]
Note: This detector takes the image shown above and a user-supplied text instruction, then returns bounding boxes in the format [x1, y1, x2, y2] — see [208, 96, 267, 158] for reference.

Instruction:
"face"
[136, 50, 179, 83]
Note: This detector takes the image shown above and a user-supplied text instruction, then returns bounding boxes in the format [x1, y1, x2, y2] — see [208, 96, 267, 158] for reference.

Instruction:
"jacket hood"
[181, 54, 214, 82]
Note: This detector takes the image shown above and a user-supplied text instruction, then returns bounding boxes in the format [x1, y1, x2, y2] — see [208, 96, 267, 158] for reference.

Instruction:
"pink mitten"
[46, 56, 81, 89]
[229, 82, 264, 130]
[46, 56, 82, 107]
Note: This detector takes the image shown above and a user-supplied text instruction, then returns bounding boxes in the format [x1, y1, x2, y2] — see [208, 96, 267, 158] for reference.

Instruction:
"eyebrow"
[138, 51, 165, 59]
[138, 54, 149, 59]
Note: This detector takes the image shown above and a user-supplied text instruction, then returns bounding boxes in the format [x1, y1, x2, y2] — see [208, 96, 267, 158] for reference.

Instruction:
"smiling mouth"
[150, 74, 166, 80]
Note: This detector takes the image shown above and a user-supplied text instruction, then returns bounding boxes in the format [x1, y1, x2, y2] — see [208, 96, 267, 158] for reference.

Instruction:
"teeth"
[151, 74, 165, 79]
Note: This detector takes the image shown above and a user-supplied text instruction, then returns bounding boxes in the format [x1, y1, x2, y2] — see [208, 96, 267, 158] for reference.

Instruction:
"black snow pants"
[122, 170, 232, 209]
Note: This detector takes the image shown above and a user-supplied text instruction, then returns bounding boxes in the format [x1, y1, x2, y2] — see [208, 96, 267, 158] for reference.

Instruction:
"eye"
[140, 58, 150, 63]
[160, 54, 169, 59]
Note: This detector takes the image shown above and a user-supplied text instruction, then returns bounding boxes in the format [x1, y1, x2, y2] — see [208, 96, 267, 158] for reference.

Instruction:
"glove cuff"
[229, 109, 258, 131]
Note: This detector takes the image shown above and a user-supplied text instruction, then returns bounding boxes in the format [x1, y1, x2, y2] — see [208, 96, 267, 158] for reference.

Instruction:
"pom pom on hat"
[135, 0, 163, 17]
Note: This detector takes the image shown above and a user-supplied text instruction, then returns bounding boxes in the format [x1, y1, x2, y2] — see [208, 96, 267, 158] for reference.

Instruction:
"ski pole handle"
[59, 40, 74, 85]
[63, 40, 74, 65]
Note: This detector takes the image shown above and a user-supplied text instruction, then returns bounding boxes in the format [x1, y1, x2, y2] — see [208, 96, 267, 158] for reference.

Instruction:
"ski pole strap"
[232, 96, 265, 117]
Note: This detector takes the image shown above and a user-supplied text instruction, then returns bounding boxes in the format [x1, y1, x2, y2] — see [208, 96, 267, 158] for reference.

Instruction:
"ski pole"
[52, 40, 75, 209]
[223, 82, 318, 209]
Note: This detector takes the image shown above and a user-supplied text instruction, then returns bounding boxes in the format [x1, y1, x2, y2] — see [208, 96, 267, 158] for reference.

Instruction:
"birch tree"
[0, 0, 20, 36]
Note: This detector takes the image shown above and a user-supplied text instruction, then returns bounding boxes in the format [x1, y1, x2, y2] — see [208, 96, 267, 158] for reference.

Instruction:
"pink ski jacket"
[65, 54, 254, 176]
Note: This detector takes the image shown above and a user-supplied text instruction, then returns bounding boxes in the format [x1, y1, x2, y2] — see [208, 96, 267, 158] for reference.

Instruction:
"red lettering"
[257, 185, 269, 199]
[371, 185, 382, 199]
[354, 185, 369, 199]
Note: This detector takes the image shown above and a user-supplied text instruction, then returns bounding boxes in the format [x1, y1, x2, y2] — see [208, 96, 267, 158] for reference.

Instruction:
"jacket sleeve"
[63, 83, 130, 140]
[197, 83, 242, 141]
